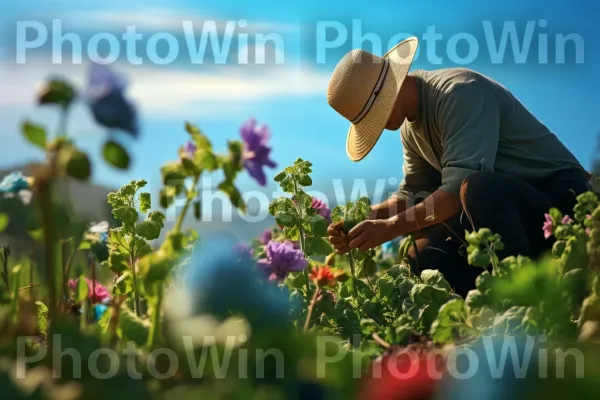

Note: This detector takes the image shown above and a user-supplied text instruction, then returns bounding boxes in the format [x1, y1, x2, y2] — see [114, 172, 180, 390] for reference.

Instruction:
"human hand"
[328, 221, 350, 255]
[348, 219, 396, 252]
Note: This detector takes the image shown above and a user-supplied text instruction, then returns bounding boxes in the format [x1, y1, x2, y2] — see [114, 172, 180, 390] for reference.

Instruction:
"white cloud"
[0, 60, 329, 118]
[58, 8, 298, 34]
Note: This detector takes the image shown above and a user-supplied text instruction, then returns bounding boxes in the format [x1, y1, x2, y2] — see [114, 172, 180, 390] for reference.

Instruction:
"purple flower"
[542, 213, 553, 239]
[312, 197, 331, 221]
[561, 215, 573, 224]
[259, 228, 272, 245]
[233, 242, 254, 259]
[258, 240, 308, 282]
[240, 118, 277, 186]
[85, 63, 138, 137]
[185, 141, 196, 158]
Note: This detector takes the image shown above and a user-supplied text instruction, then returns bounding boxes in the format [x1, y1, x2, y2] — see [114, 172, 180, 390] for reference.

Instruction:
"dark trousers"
[406, 169, 590, 297]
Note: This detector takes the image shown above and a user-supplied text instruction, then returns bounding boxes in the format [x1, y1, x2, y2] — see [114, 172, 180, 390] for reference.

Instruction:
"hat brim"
[346, 37, 419, 162]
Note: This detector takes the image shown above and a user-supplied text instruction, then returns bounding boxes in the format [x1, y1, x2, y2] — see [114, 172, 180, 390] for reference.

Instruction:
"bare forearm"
[389, 189, 461, 237]
[369, 197, 408, 220]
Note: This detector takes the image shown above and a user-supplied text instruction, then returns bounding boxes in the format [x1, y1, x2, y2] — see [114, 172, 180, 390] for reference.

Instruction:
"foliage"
[0, 68, 598, 399]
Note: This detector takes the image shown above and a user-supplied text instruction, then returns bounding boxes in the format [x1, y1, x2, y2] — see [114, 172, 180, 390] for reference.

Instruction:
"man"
[326, 37, 590, 296]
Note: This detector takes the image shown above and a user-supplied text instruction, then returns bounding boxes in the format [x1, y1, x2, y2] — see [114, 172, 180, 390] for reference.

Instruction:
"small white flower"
[89, 221, 109, 233]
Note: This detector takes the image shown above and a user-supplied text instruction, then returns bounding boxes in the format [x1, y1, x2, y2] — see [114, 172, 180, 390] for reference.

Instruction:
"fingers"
[349, 234, 368, 250]
[348, 222, 365, 240]
[327, 221, 344, 236]
[329, 235, 346, 245]
[335, 245, 350, 255]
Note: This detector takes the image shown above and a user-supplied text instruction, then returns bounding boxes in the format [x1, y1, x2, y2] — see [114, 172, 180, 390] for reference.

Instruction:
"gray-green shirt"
[394, 68, 586, 200]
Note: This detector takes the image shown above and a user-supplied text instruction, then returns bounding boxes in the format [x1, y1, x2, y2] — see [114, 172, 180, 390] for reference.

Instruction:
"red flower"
[358, 351, 444, 400]
[309, 265, 345, 287]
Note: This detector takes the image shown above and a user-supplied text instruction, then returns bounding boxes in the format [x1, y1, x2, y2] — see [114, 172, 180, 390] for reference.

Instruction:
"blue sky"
[0, 0, 598, 234]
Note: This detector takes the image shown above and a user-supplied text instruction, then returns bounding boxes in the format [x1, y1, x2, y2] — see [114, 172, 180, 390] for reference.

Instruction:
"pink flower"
[586, 228, 592, 236]
[542, 213, 553, 239]
[68, 277, 111, 303]
[561, 215, 573, 224]
[312, 197, 331, 221]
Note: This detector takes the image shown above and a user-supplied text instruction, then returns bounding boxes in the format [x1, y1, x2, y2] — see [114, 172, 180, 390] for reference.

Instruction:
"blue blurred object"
[93, 303, 109, 322]
[434, 335, 543, 400]
[86, 64, 138, 137]
[0, 171, 29, 193]
[184, 232, 290, 327]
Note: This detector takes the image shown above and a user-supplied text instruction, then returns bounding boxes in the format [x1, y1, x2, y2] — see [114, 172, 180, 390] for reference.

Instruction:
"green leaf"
[285, 272, 308, 291]
[430, 299, 472, 344]
[468, 248, 490, 268]
[113, 272, 134, 296]
[139, 192, 151, 214]
[35, 301, 49, 337]
[268, 197, 296, 215]
[420, 269, 452, 292]
[304, 237, 333, 257]
[112, 206, 138, 226]
[161, 161, 187, 185]
[108, 252, 128, 274]
[357, 258, 377, 277]
[135, 180, 148, 190]
[465, 289, 487, 312]
[297, 174, 312, 186]
[63, 149, 91, 181]
[38, 79, 76, 108]
[132, 236, 153, 259]
[273, 171, 287, 183]
[0, 213, 9, 233]
[135, 211, 166, 241]
[75, 275, 89, 303]
[304, 215, 329, 237]
[22, 121, 47, 149]
[135, 221, 162, 240]
[275, 211, 298, 227]
[147, 211, 166, 227]
[159, 187, 177, 209]
[118, 306, 150, 346]
[193, 200, 202, 220]
[342, 219, 358, 234]
[218, 181, 246, 213]
[377, 276, 395, 300]
[103, 140, 130, 169]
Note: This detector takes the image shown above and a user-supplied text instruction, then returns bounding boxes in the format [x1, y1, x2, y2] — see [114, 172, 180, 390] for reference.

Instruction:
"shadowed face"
[385, 90, 407, 131]
[384, 75, 417, 131]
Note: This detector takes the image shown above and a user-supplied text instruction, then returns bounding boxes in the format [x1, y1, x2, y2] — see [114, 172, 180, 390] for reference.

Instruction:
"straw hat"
[327, 37, 419, 161]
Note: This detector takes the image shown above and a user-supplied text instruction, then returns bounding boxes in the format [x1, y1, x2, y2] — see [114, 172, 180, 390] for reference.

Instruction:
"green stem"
[1, 247, 9, 293]
[363, 263, 374, 291]
[409, 235, 422, 276]
[129, 245, 141, 317]
[63, 241, 78, 285]
[293, 181, 310, 296]
[303, 285, 320, 331]
[147, 286, 164, 348]
[348, 250, 356, 279]
[487, 243, 499, 275]
[173, 174, 201, 234]
[431, 213, 468, 246]
[39, 177, 58, 319]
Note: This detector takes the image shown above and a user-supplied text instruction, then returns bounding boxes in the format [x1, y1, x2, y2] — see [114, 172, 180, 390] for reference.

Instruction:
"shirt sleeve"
[438, 80, 500, 197]
[393, 133, 441, 202]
